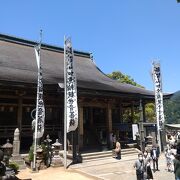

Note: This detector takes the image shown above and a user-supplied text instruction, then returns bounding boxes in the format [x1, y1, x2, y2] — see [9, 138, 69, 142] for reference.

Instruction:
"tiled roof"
[0, 33, 155, 97]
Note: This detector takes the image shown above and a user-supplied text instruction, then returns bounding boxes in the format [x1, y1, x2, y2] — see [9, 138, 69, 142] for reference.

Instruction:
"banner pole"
[33, 30, 43, 171]
[33, 50, 40, 172]
[64, 36, 67, 169]
[152, 61, 164, 152]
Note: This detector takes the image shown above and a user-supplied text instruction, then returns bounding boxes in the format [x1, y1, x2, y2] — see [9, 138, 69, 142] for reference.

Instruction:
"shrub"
[8, 162, 19, 173]
[28, 145, 34, 161]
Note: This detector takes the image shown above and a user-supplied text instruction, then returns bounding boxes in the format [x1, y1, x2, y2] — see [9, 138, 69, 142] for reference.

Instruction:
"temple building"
[0, 34, 169, 151]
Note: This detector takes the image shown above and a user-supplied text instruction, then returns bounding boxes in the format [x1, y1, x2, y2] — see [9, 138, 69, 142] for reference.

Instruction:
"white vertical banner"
[152, 61, 165, 131]
[132, 124, 139, 141]
[33, 31, 45, 171]
[34, 44, 45, 138]
[64, 37, 78, 133]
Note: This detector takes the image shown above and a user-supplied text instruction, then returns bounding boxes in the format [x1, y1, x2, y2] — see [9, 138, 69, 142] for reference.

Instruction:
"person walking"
[170, 145, 176, 172]
[174, 154, 180, 180]
[165, 146, 172, 172]
[143, 150, 153, 179]
[134, 153, 145, 180]
[150, 144, 160, 172]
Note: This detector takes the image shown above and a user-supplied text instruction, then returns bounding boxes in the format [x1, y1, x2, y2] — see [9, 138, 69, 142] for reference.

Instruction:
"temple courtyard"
[17, 153, 174, 180]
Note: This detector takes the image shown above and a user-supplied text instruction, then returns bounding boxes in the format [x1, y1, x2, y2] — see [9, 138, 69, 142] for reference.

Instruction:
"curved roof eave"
[0, 33, 169, 99]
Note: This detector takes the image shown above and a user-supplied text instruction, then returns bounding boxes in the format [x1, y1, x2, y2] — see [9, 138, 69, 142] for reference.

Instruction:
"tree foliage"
[107, 71, 144, 88]
[107, 71, 156, 123]
[164, 91, 180, 124]
[145, 103, 156, 122]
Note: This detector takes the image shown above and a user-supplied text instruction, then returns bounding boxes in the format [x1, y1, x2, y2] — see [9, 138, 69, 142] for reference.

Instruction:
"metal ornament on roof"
[64, 37, 78, 133]
[152, 61, 165, 130]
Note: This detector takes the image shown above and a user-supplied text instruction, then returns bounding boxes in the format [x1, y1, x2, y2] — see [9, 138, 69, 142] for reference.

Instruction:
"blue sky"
[1, 0, 180, 93]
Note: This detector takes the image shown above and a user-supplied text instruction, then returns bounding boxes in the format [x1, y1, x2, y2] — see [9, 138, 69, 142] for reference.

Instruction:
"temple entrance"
[83, 107, 107, 151]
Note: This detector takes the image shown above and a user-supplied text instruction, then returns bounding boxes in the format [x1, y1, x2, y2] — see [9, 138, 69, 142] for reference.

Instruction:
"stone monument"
[10, 128, 26, 169]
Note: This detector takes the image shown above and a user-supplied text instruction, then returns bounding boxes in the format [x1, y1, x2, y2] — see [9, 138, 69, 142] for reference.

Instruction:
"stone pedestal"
[10, 155, 26, 170]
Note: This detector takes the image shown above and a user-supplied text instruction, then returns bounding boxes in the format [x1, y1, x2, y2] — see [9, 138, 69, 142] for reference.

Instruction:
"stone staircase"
[80, 148, 140, 162]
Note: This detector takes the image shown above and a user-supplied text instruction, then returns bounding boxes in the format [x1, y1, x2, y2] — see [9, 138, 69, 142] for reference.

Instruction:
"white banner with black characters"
[34, 44, 45, 138]
[132, 124, 139, 141]
[64, 37, 78, 133]
[152, 62, 165, 130]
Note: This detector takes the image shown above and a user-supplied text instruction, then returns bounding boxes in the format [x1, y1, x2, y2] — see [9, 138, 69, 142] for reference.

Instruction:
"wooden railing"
[0, 125, 17, 137]
[0, 124, 62, 138]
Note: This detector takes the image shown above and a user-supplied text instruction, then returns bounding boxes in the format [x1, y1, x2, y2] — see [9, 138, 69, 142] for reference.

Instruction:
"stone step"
[82, 152, 138, 161]
[81, 148, 139, 162]
[82, 153, 139, 163]
[81, 151, 137, 159]
[59, 151, 138, 161]
[81, 148, 138, 157]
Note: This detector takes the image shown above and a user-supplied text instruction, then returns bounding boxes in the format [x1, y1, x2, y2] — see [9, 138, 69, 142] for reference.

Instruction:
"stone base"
[51, 156, 63, 167]
[10, 155, 26, 169]
[36, 160, 47, 170]
[30, 161, 38, 172]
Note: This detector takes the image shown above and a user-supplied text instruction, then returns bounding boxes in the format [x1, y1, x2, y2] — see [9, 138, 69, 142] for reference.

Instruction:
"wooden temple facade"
[0, 34, 162, 151]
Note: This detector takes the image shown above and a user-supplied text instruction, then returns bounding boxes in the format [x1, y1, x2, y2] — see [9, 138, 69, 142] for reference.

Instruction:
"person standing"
[165, 146, 172, 172]
[174, 154, 180, 180]
[143, 150, 153, 179]
[113, 139, 121, 159]
[134, 153, 145, 180]
[170, 145, 176, 172]
[150, 144, 160, 172]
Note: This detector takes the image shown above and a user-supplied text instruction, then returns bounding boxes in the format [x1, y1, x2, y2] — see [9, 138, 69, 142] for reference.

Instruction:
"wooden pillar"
[106, 102, 112, 147]
[107, 102, 112, 133]
[142, 101, 146, 122]
[78, 106, 84, 149]
[90, 107, 93, 127]
[17, 97, 23, 136]
[131, 102, 134, 123]
[119, 102, 123, 123]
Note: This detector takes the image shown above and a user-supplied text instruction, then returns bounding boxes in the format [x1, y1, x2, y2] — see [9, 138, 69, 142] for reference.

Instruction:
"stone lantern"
[145, 135, 153, 152]
[146, 135, 153, 145]
[1, 139, 13, 166]
[36, 146, 46, 170]
[51, 139, 63, 167]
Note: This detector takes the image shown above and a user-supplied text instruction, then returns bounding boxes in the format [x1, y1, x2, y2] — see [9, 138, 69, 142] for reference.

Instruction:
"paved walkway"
[73, 154, 175, 180]
[17, 167, 97, 180]
[17, 153, 175, 180]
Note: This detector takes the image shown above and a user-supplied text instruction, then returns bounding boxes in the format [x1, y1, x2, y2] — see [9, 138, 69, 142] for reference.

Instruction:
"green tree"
[164, 91, 180, 124]
[107, 71, 156, 123]
[145, 103, 156, 122]
[107, 71, 144, 88]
